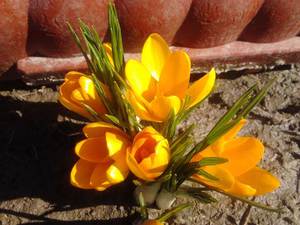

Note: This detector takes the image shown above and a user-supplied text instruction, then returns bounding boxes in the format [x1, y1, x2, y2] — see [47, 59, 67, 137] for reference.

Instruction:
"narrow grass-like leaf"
[197, 157, 228, 167]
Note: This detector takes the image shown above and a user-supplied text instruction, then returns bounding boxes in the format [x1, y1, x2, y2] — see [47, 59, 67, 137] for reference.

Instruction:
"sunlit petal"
[219, 137, 264, 177]
[158, 51, 191, 98]
[141, 33, 170, 80]
[186, 68, 216, 107]
[237, 167, 280, 196]
[148, 95, 181, 122]
[83, 122, 127, 138]
[125, 59, 157, 101]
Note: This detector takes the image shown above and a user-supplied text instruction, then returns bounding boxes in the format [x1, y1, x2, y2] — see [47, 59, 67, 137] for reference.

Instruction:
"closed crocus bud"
[155, 189, 176, 210]
[59, 71, 109, 120]
[70, 122, 130, 191]
[134, 182, 161, 205]
[127, 127, 170, 181]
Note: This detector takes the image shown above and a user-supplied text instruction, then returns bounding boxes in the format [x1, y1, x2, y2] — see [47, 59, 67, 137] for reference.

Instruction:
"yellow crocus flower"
[192, 119, 280, 197]
[70, 122, 130, 191]
[125, 33, 216, 122]
[127, 127, 170, 181]
[59, 71, 109, 120]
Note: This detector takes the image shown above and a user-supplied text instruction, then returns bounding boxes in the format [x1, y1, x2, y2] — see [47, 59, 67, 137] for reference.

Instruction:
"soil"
[0, 64, 299, 225]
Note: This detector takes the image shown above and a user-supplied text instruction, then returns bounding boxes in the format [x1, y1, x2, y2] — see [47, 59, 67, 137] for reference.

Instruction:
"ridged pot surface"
[240, 0, 300, 42]
[115, 0, 192, 52]
[0, 0, 29, 73]
[28, 0, 109, 57]
[175, 0, 264, 48]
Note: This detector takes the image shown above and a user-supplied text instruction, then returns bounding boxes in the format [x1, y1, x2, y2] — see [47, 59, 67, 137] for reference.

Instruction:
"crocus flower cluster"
[59, 30, 280, 213]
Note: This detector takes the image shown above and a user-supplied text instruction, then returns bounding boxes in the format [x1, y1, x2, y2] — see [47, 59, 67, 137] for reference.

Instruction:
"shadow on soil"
[0, 94, 136, 223]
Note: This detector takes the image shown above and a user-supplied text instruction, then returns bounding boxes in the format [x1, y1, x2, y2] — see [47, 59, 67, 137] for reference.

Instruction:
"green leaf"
[157, 203, 191, 222]
[197, 157, 228, 167]
[197, 169, 219, 181]
[108, 3, 125, 75]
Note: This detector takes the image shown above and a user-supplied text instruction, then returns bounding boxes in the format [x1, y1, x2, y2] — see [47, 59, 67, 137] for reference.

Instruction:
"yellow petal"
[106, 158, 129, 184]
[150, 139, 170, 170]
[237, 167, 280, 196]
[158, 51, 191, 99]
[186, 68, 216, 108]
[192, 167, 235, 190]
[103, 43, 114, 66]
[191, 146, 216, 163]
[219, 137, 264, 177]
[78, 76, 97, 100]
[125, 59, 157, 101]
[127, 150, 153, 181]
[141, 33, 170, 80]
[65, 71, 85, 80]
[90, 162, 112, 191]
[75, 138, 109, 163]
[70, 159, 96, 189]
[105, 131, 130, 158]
[222, 119, 247, 141]
[83, 122, 127, 139]
[126, 91, 154, 121]
[58, 95, 90, 119]
[226, 180, 256, 197]
[148, 95, 181, 122]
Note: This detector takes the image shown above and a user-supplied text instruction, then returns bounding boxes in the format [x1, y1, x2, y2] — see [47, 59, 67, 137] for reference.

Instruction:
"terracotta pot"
[0, 0, 29, 74]
[240, 0, 300, 43]
[115, 0, 192, 52]
[28, 0, 109, 57]
[175, 0, 264, 48]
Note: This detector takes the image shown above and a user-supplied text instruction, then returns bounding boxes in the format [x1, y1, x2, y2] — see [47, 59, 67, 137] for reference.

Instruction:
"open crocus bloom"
[59, 72, 109, 120]
[192, 119, 280, 197]
[125, 33, 216, 122]
[127, 127, 170, 181]
[71, 122, 130, 191]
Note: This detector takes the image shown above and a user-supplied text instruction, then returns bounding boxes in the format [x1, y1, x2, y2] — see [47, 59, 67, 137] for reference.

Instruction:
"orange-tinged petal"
[237, 167, 280, 196]
[219, 137, 264, 177]
[127, 151, 153, 181]
[106, 158, 129, 184]
[158, 51, 191, 99]
[222, 119, 247, 141]
[148, 95, 181, 122]
[83, 122, 127, 139]
[142, 220, 163, 225]
[126, 91, 155, 121]
[58, 95, 90, 119]
[105, 132, 130, 158]
[141, 33, 170, 80]
[70, 159, 97, 189]
[193, 167, 234, 190]
[90, 162, 112, 191]
[191, 146, 216, 163]
[78, 76, 97, 100]
[226, 180, 256, 197]
[150, 140, 170, 169]
[186, 68, 216, 107]
[75, 138, 109, 163]
[65, 71, 85, 80]
[103, 43, 114, 66]
[125, 59, 157, 101]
